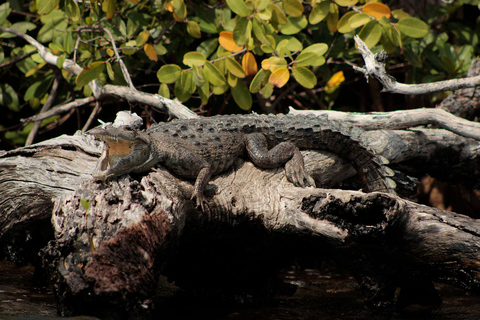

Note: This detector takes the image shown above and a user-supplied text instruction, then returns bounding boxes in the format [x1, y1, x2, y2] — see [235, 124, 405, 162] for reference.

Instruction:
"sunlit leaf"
[397, 17, 429, 38]
[349, 13, 371, 29]
[334, 0, 358, 6]
[283, 0, 303, 18]
[106, 61, 114, 80]
[183, 51, 206, 67]
[252, 17, 268, 44]
[136, 30, 150, 46]
[337, 11, 358, 33]
[36, 0, 57, 15]
[76, 61, 105, 87]
[261, 56, 288, 72]
[226, 57, 246, 78]
[173, 0, 186, 19]
[157, 64, 182, 84]
[102, 0, 116, 19]
[233, 17, 251, 46]
[325, 70, 344, 91]
[219, 31, 244, 52]
[269, 67, 290, 88]
[250, 68, 271, 93]
[294, 51, 318, 67]
[326, 4, 339, 33]
[392, 9, 409, 20]
[362, 2, 391, 20]
[225, 0, 252, 17]
[144, 44, 158, 61]
[358, 20, 383, 48]
[280, 16, 308, 35]
[309, 1, 330, 24]
[0, 2, 11, 24]
[204, 61, 226, 86]
[187, 20, 202, 39]
[242, 52, 258, 76]
[270, 3, 287, 25]
[65, 0, 80, 21]
[292, 66, 317, 89]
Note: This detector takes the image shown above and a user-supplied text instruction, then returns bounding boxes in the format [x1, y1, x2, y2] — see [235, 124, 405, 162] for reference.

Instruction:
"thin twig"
[352, 35, 480, 95]
[25, 68, 62, 146]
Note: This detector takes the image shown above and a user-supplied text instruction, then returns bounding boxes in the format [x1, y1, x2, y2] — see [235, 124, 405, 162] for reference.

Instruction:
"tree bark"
[0, 111, 479, 318]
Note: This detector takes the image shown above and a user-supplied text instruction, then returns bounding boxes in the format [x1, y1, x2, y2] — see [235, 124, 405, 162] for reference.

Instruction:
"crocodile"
[88, 113, 395, 210]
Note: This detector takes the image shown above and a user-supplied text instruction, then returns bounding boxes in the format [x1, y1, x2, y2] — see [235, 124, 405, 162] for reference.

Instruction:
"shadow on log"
[1, 120, 480, 319]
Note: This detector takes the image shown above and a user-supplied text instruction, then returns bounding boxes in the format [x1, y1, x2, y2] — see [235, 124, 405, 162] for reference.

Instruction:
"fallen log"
[0, 112, 479, 318]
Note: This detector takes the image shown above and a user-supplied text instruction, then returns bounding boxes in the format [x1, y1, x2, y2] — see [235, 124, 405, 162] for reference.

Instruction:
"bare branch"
[289, 107, 480, 141]
[353, 35, 480, 95]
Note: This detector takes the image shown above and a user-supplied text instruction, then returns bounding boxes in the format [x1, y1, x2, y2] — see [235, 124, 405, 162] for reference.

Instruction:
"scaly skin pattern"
[88, 113, 395, 210]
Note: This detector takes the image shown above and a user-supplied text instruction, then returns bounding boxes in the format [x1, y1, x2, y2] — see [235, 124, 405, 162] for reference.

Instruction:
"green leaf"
[397, 17, 429, 38]
[260, 82, 274, 98]
[336, 11, 357, 33]
[204, 62, 226, 86]
[0, 83, 20, 112]
[0, 22, 37, 39]
[198, 80, 210, 104]
[183, 51, 206, 67]
[197, 38, 218, 58]
[36, 0, 57, 15]
[252, 17, 268, 44]
[283, 0, 303, 18]
[233, 17, 251, 46]
[76, 62, 105, 87]
[292, 66, 317, 89]
[157, 64, 182, 84]
[56, 55, 65, 69]
[334, 0, 358, 6]
[136, 30, 150, 46]
[0, 2, 11, 24]
[261, 56, 288, 72]
[37, 10, 68, 43]
[280, 16, 308, 35]
[270, 3, 287, 25]
[80, 199, 90, 212]
[192, 65, 206, 87]
[231, 80, 252, 110]
[173, 0, 187, 19]
[174, 70, 195, 102]
[249, 68, 271, 93]
[106, 61, 114, 80]
[187, 21, 202, 39]
[158, 83, 170, 99]
[358, 20, 383, 48]
[65, 0, 80, 21]
[226, 57, 246, 78]
[225, 0, 252, 17]
[349, 13, 371, 29]
[255, 0, 270, 11]
[294, 51, 318, 67]
[309, 1, 330, 24]
[303, 43, 328, 57]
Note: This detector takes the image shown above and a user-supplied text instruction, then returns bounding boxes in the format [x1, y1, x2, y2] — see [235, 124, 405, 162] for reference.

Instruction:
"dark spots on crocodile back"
[193, 141, 201, 146]
[171, 133, 178, 137]
[213, 136, 220, 141]
[189, 134, 196, 139]
[180, 125, 188, 131]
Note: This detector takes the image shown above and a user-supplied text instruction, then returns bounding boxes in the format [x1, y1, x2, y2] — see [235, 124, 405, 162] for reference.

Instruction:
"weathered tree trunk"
[1, 113, 479, 318]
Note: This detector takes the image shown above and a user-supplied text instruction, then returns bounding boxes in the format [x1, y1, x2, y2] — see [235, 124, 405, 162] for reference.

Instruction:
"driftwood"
[1, 109, 479, 318]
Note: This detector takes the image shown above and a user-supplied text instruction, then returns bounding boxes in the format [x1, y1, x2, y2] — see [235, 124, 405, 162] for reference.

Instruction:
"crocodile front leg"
[245, 133, 315, 187]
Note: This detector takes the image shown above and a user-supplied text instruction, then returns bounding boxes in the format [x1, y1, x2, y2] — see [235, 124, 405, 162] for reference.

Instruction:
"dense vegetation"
[0, 0, 479, 147]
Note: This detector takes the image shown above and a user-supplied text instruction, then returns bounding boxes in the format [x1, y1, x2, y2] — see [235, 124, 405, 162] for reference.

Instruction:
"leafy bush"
[0, 0, 478, 145]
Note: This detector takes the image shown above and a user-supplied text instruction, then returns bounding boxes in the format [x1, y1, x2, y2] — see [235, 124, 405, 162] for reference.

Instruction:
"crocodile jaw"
[88, 126, 153, 181]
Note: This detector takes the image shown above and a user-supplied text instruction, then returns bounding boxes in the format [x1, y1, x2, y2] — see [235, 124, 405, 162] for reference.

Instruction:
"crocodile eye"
[123, 126, 133, 131]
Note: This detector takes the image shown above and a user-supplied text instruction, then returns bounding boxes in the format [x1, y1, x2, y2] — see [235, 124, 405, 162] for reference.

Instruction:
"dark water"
[1, 260, 479, 319]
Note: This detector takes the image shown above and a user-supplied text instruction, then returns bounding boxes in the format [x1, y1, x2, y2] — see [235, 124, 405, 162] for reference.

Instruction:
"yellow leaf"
[219, 31, 244, 52]
[242, 52, 258, 76]
[144, 44, 158, 62]
[165, 1, 174, 11]
[261, 56, 287, 72]
[325, 71, 345, 91]
[269, 67, 290, 88]
[172, 12, 183, 22]
[362, 2, 391, 20]
[106, 48, 114, 57]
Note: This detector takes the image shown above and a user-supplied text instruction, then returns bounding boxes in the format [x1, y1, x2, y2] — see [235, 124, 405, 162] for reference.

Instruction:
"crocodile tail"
[320, 116, 397, 194]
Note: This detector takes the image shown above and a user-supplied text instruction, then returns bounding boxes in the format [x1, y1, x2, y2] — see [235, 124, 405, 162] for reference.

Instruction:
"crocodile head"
[88, 125, 153, 181]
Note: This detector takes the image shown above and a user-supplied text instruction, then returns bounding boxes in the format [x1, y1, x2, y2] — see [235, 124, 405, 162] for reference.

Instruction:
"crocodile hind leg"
[245, 133, 315, 187]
